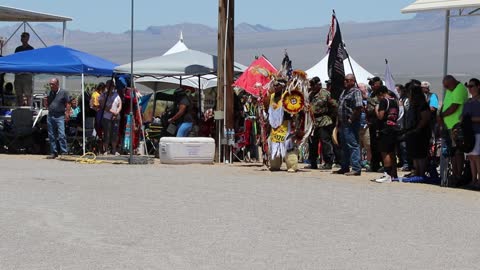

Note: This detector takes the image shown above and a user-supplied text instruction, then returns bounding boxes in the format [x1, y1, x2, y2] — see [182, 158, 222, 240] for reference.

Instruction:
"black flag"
[327, 12, 346, 100]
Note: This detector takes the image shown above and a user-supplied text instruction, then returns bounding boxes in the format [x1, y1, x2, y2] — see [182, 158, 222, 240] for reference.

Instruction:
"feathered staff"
[280, 50, 293, 80]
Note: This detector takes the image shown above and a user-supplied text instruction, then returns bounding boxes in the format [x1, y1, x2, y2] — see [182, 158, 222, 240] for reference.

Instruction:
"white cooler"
[159, 137, 215, 164]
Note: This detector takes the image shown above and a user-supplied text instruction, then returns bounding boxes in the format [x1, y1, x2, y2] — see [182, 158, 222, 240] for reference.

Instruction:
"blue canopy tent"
[0, 45, 118, 154]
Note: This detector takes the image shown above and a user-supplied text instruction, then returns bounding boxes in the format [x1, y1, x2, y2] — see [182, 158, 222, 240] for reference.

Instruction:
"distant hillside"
[0, 12, 478, 83]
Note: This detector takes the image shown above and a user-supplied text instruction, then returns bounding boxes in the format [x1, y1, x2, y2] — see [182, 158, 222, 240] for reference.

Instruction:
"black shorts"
[378, 128, 397, 153]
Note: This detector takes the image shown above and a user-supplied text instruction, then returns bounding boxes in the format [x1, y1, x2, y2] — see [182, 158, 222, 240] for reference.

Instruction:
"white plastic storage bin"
[159, 137, 215, 164]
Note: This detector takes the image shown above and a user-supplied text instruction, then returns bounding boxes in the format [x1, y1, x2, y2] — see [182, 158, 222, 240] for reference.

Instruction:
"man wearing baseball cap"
[421, 81, 439, 113]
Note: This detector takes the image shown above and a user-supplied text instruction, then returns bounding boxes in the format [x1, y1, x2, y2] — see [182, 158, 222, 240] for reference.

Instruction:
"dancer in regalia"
[265, 71, 313, 172]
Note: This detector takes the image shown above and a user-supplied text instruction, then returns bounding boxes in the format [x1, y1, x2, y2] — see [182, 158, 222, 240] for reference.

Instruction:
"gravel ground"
[0, 154, 479, 270]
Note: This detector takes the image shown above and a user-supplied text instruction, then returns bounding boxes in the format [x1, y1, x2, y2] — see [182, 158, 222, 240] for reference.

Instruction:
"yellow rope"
[58, 153, 133, 165]
[74, 152, 103, 164]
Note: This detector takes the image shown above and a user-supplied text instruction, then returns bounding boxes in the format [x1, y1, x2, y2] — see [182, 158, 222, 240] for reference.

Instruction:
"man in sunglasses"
[439, 75, 468, 185]
[334, 74, 363, 176]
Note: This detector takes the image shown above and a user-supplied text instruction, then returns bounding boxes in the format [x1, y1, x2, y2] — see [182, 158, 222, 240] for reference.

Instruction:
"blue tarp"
[0, 45, 117, 76]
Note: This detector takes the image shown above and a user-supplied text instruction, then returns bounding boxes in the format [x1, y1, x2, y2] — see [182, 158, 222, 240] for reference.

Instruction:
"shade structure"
[0, 45, 117, 76]
[114, 49, 247, 77]
[136, 74, 218, 91]
[0, 45, 117, 155]
[401, 0, 480, 13]
[306, 54, 374, 84]
[134, 34, 220, 91]
[0, 5, 72, 22]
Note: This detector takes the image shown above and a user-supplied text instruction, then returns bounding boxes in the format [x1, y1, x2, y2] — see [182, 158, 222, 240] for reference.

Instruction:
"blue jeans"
[48, 115, 67, 154]
[176, 122, 193, 137]
[340, 122, 361, 173]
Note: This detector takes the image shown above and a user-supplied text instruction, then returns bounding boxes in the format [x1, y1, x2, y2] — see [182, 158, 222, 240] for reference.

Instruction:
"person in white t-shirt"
[100, 80, 122, 155]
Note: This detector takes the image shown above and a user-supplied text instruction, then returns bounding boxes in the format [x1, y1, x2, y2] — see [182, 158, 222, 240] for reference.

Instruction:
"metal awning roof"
[401, 0, 480, 13]
[0, 5, 72, 22]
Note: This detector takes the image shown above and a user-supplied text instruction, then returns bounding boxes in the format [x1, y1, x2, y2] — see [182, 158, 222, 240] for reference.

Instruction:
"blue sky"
[2, 0, 415, 32]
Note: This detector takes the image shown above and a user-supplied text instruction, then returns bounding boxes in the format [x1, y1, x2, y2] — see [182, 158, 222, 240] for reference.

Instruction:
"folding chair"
[69, 117, 97, 154]
[145, 123, 163, 157]
[0, 108, 34, 153]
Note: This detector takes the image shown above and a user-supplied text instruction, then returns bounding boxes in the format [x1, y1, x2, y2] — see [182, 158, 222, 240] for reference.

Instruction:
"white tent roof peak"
[401, 0, 480, 13]
[306, 54, 374, 85]
[163, 32, 189, 55]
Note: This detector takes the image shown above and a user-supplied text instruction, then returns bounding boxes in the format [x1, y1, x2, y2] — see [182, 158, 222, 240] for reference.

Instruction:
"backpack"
[453, 115, 475, 153]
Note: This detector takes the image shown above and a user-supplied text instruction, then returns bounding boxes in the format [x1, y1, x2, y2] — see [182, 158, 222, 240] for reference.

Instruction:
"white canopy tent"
[115, 44, 246, 113]
[135, 33, 219, 91]
[114, 41, 246, 121]
[114, 48, 247, 78]
[306, 54, 375, 85]
[402, 0, 480, 187]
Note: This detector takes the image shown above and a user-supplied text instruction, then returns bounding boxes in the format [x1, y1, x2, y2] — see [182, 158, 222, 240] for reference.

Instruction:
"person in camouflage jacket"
[306, 77, 338, 170]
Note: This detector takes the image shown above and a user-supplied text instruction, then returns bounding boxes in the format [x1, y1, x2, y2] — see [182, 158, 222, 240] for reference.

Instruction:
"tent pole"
[81, 73, 86, 155]
[62, 21, 67, 46]
[442, 9, 450, 97]
[440, 9, 451, 187]
[345, 51, 358, 87]
[129, 0, 135, 164]
[152, 82, 157, 119]
[62, 21, 67, 90]
[198, 75, 202, 120]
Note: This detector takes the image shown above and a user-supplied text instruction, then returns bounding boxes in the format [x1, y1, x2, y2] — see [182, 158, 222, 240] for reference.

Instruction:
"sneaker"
[46, 153, 58, 159]
[401, 166, 411, 172]
[304, 164, 318, 169]
[103, 151, 109, 156]
[114, 152, 120, 156]
[333, 163, 341, 169]
[373, 173, 392, 183]
[365, 165, 372, 172]
[361, 160, 370, 168]
[332, 169, 349, 174]
[345, 171, 361, 176]
[319, 163, 332, 170]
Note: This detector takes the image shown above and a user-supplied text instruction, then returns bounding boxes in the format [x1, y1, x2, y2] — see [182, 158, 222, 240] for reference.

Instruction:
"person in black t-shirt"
[374, 86, 399, 182]
[367, 77, 383, 172]
[168, 87, 194, 137]
[14, 32, 35, 106]
[405, 84, 432, 177]
[14, 32, 34, 53]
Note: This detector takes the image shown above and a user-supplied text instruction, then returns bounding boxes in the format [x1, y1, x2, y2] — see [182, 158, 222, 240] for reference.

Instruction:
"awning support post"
[81, 73, 86, 155]
[440, 9, 451, 187]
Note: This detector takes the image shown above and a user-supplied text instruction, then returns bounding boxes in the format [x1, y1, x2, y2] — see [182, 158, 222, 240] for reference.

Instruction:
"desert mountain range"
[0, 12, 478, 88]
